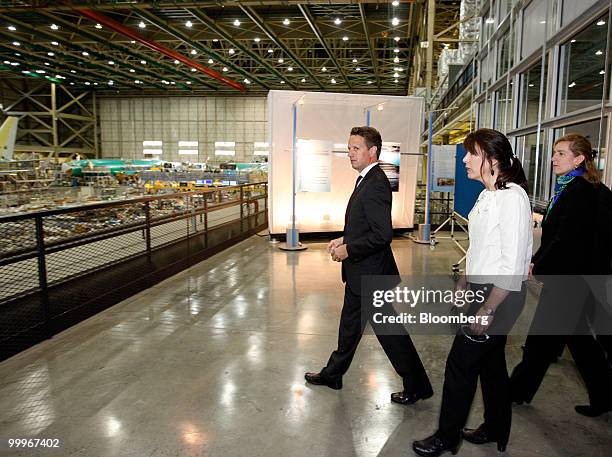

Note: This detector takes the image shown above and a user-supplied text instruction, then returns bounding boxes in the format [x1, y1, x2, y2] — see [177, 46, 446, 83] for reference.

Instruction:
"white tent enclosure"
[267, 90, 424, 235]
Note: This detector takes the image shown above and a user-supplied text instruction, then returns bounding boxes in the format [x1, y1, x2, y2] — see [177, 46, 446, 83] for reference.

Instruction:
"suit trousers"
[321, 283, 432, 394]
[438, 333, 511, 445]
[510, 334, 612, 406]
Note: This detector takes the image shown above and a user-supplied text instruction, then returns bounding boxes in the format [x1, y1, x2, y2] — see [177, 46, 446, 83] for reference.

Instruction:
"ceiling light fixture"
[392, 0, 399, 6]
[596, 50, 603, 55]
[394, 72, 399, 78]
[140, 60, 146, 64]
[51, 41, 58, 46]
[190, 49, 197, 55]
[356, 67, 361, 71]
[222, 67, 228, 72]
[301, 78, 306, 82]
[268, 48, 273, 53]
[174, 59, 179, 64]
[82, 51, 89, 56]
[283, 18, 290, 26]
[597, 20, 606, 26]
[228, 48, 235, 54]
[367, 80, 373, 84]
[208, 59, 214, 64]
[486, 18, 495, 24]
[138, 21, 146, 28]
[50, 24, 59, 30]
[352, 58, 358, 63]
[47, 52, 54, 56]
[244, 78, 251, 84]
[254, 37, 261, 42]
[185, 20, 193, 28]
[95, 23, 102, 29]
[191, 68, 196, 72]
[287, 66, 293, 71]
[342, 36, 349, 41]
[394, 48, 400, 53]
[394, 57, 400, 63]
[394, 36, 400, 42]
[12, 41, 20, 46]
[108, 60, 114, 64]
[278, 58, 284, 63]
[280, 80, 285, 84]
[331, 78, 336, 84]
[8, 25, 16, 31]
[129, 69, 135, 73]
[392, 17, 399, 26]
[322, 66, 327, 72]
[233, 19, 241, 26]
[334, 18, 342, 25]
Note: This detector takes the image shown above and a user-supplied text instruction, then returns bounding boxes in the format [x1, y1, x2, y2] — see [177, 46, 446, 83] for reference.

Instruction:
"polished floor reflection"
[0, 235, 610, 457]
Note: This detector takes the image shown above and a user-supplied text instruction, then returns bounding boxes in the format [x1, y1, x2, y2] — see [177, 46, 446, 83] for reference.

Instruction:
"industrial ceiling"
[0, 0, 462, 97]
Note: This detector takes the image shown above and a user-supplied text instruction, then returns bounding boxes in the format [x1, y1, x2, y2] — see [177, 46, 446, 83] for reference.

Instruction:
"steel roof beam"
[33, 11, 213, 90]
[186, 8, 294, 90]
[239, 4, 324, 90]
[358, 4, 380, 91]
[74, 7, 245, 91]
[135, 7, 270, 90]
[297, 4, 351, 90]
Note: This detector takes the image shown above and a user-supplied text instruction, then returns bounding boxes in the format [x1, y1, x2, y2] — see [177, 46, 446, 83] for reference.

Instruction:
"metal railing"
[0, 182, 268, 361]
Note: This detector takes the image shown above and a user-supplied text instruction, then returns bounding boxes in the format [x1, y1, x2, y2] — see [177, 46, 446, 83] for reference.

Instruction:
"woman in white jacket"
[413, 129, 533, 456]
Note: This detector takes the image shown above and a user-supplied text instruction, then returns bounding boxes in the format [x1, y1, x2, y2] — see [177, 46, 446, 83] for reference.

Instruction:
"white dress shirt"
[356, 162, 378, 186]
[466, 182, 533, 291]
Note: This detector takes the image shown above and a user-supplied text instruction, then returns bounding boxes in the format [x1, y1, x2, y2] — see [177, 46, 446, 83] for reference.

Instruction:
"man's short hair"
[350, 126, 382, 159]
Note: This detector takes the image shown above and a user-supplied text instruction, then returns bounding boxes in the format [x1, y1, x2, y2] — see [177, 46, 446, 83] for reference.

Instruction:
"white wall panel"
[99, 96, 266, 162]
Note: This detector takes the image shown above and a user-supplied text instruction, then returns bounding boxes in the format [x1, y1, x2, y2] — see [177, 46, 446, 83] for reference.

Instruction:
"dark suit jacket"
[341, 164, 399, 293]
[532, 177, 598, 276]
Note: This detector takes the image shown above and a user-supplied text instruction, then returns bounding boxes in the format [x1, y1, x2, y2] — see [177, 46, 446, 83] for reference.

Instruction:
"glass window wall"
[521, 0, 547, 59]
[558, 14, 608, 115]
[518, 60, 545, 127]
[516, 131, 545, 198]
[495, 84, 512, 133]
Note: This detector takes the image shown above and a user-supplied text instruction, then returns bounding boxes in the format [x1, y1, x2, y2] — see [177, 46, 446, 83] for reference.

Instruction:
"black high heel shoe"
[412, 433, 460, 457]
[462, 424, 507, 452]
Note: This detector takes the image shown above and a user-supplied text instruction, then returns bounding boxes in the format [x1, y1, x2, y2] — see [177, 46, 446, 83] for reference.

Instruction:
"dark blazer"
[532, 177, 598, 276]
[342, 164, 399, 292]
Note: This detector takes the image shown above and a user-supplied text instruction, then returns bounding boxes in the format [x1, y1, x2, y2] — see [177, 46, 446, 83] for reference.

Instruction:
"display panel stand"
[279, 100, 307, 251]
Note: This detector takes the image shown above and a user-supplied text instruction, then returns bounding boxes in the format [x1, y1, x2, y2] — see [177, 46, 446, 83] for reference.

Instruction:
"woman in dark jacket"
[510, 134, 612, 417]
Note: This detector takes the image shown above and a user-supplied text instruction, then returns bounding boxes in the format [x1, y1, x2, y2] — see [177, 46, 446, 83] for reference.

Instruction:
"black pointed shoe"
[304, 371, 342, 390]
[462, 424, 507, 452]
[574, 404, 612, 417]
[412, 433, 460, 457]
[390, 389, 433, 405]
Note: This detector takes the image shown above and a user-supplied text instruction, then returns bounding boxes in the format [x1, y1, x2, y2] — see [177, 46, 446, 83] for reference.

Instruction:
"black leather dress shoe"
[412, 433, 460, 457]
[462, 424, 506, 452]
[390, 389, 433, 405]
[575, 404, 612, 417]
[304, 372, 342, 390]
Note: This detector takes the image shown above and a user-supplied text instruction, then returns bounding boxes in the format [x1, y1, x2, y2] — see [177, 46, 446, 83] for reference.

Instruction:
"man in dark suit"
[305, 126, 433, 405]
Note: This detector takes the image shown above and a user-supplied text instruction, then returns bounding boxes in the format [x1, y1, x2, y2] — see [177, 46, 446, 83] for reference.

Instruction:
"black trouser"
[321, 283, 433, 395]
[437, 283, 526, 446]
[510, 334, 612, 406]
[438, 334, 511, 445]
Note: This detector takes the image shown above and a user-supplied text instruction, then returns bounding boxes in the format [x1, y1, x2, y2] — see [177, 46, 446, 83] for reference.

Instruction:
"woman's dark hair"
[554, 134, 601, 184]
[463, 128, 528, 191]
[350, 126, 382, 158]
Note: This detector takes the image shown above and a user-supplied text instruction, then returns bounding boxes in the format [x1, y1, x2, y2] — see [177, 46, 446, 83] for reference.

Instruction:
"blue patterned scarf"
[544, 168, 585, 220]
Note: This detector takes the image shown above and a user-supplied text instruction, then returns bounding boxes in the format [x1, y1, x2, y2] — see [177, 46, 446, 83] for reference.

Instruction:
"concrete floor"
[0, 235, 610, 457]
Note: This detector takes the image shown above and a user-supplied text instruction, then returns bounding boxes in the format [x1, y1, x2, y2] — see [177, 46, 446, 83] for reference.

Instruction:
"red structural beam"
[76, 7, 245, 91]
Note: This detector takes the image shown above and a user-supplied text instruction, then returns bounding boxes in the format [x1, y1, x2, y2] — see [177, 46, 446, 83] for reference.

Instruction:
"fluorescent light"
[215, 150, 235, 156]
[597, 20, 606, 26]
[179, 141, 198, 147]
[394, 72, 399, 78]
[50, 24, 59, 30]
[12, 41, 19, 46]
[600, 70, 605, 74]
[268, 48, 273, 53]
[51, 41, 58, 46]
[190, 49, 197, 55]
[280, 80, 285, 84]
[186, 81, 191, 84]
[215, 141, 235, 147]
[331, 78, 336, 84]
[178, 150, 198, 155]
[108, 80, 114, 85]
[254, 37, 261, 42]
[186, 20, 193, 28]
[8, 26, 16, 31]
[208, 59, 213, 64]
[140, 60, 146, 64]
[568, 82, 576, 88]
[143, 149, 163, 155]
[129, 69, 135, 73]
[108, 60, 114, 64]
[392, 1, 399, 6]
[367, 81, 373, 84]
[322, 67, 327, 72]
[143, 140, 163, 146]
[174, 59, 179, 64]
[48, 52, 54, 56]
[222, 67, 228, 72]
[191, 68, 197, 72]
[283, 18, 290, 26]
[131, 40, 136, 44]
[352, 58, 358, 63]
[35, 69, 45, 74]
[596, 50, 603, 55]
[571, 39, 576, 43]
[394, 79, 398, 83]
[138, 21, 146, 28]
[287, 66, 293, 71]
[278, 58, 284, 63]
[10, 62, 19, 66]
[334, 18, 342, 25]
[539, 20, 546, 24]
[233, 19, 241, 26]
[95, 23, 102, 29]
[244, 78, 251, 84]
[394, 48, 400, 53]
[342, 36, 349, 41]
[301, 78, 306, 82]
[82, 51, 89, 56]
[392, 17, 399, 26]
[394, 57, 400, 63]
